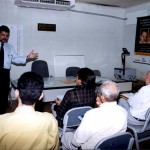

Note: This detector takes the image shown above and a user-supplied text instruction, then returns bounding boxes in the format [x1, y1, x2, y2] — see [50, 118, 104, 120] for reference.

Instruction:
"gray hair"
[97, 80, 120, 102]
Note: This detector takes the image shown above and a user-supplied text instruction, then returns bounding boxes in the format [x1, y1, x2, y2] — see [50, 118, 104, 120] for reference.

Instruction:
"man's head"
[16, 72, 44, 105]
[96, 80, 120, 106]
[145, 71, 150, 85]
[76, 67, 95, 87]
[0, 25, 10, 43]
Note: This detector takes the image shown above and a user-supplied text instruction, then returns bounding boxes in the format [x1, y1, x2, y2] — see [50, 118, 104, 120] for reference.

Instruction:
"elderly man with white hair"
[61, 80, 127, 150]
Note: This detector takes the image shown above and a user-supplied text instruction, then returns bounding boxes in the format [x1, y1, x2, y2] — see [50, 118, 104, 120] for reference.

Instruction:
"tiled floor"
[7, 100, 150, 150]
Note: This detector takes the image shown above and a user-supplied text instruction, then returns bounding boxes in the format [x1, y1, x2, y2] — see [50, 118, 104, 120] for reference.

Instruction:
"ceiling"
[76, 0, 150, 8]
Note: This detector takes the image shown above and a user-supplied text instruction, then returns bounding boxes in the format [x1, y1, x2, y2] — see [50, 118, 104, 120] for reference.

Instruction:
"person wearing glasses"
[61, 80, 127, 150]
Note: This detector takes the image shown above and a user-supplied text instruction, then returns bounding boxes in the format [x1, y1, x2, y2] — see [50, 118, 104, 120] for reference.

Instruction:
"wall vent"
[14, 0, 75, 11]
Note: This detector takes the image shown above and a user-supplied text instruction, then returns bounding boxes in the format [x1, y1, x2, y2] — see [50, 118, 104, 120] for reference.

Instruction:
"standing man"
[0, 25, 38, 114]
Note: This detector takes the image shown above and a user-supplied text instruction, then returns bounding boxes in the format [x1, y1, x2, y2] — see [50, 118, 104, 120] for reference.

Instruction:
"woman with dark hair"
[53, 67, 96, 127]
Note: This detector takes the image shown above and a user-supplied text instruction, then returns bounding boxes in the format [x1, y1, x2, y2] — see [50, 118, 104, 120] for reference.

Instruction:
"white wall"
[0, 0, 125, 81]
[124, 2, 150, 80]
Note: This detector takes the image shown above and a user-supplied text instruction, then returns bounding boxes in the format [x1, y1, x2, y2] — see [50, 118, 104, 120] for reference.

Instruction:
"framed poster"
[134, 16, 150, 64]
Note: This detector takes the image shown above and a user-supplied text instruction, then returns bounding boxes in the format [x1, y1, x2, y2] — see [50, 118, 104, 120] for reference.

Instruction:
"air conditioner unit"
[14, 0, 75, 11]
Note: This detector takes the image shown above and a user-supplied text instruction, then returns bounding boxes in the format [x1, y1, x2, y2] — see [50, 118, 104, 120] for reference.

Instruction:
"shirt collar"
[15, 105, 35, 113]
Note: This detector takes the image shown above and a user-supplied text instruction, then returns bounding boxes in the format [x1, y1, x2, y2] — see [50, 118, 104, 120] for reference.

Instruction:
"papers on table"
[56, 95, 64, 101]
[120, 92, 134, 100]
[96, 77, 111, 84]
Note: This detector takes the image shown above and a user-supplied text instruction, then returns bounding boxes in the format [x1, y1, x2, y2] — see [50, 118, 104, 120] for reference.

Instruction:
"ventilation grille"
[14, 0, 75, 10]
[17, 0, 71, 6]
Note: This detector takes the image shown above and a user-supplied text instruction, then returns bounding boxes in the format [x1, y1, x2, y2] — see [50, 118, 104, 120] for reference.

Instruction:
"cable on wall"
[70, 9, 127, 20]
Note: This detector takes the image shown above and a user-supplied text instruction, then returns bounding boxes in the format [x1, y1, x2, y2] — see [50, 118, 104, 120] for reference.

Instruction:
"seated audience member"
[0, 72, 59, 150]
[61, 80, 127, 150]
[118, 70, 150, 124]
[53, 67, 96, 127]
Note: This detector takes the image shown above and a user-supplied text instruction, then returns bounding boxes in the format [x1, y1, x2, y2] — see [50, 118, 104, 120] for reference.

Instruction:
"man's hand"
[55, 99, 61, 106]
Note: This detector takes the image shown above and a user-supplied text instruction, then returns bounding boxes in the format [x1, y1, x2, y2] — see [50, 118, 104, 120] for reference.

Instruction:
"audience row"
[0, 68, 149, 149]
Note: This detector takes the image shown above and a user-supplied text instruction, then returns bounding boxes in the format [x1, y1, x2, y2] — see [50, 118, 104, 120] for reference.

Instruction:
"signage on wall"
[38, 23, 56, 32]
[134, 16, 150, 64]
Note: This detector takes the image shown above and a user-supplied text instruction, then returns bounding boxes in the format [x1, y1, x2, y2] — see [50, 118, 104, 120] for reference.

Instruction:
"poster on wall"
[134, 16, 150, 64]
[0, 24, 23, 55]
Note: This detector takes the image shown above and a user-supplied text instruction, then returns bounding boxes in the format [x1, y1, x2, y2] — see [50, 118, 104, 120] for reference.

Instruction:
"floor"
[7, 100, 150, 150]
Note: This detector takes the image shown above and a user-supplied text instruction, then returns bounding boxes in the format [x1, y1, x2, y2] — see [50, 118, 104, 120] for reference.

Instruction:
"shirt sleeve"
[4, 44, 26, 69]
[56, 91, 71, 118]
[48, 115, 59, 150]
[11, 45, 26, 64]
[128, 86, 146, 106]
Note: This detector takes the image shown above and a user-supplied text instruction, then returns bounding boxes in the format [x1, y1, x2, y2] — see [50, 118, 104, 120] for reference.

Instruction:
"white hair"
[98, 80, 120, 102]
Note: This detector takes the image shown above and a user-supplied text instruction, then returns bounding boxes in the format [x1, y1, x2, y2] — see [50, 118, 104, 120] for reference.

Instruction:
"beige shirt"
[0, 105, 59, 150]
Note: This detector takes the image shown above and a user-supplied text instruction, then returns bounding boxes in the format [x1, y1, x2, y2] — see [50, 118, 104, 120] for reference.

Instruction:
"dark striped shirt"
[55, 85, 96, 127]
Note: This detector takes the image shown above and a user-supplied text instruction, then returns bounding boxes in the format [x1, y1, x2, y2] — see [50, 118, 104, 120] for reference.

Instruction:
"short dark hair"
[78, 67, 95, 88]
[0, 25, 10, 33]
[17, 72, 44, 105]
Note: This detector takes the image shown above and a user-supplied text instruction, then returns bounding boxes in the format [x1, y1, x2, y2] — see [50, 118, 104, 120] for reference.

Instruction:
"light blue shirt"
[2, 42, 26, 69]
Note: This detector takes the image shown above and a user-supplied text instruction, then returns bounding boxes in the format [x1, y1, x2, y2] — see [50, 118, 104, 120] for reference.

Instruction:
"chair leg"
[133, 132, 140, 150]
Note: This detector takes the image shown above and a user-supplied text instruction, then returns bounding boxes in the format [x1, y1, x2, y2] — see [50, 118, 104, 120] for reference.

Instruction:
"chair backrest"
[94, 132, 134, 150]
[127, 107, 150, 150]
[142, 107, 150, 132]
[66, 67, 80, 77]
[62, 106, 92, 135]
[31, 60, 49, 78]
[93, 70, 101, 77]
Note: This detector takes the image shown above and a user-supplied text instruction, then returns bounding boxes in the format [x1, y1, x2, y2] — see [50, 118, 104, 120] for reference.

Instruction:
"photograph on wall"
[134, 16, 150, 64]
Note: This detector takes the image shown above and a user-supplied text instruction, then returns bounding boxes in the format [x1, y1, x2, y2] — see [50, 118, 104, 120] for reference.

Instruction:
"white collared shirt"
[72, 102, 127, 149]
[128, 84, 150, 119]
[1, 42, 26, 69]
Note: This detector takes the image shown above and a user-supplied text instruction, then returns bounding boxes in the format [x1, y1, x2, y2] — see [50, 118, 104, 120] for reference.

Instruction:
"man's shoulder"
[120, 92, 134, 100]
[84, 107, 97, 116]
[0, 112, 12, 119]
[37, 111, 55, 118]
[4, 43, 13, 48]
[36, 112, 58, 124]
